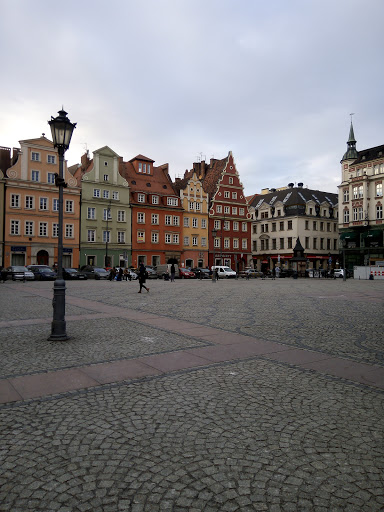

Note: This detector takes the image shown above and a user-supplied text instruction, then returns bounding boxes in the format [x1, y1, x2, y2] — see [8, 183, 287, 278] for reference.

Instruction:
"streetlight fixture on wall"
[48, 109, 76, 341]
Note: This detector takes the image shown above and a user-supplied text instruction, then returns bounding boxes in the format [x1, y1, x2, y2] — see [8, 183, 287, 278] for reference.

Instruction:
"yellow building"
[175, 169, 209, 269]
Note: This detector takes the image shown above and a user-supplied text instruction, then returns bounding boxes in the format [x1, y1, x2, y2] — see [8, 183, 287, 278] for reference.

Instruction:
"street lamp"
[48, 109, 76, 341]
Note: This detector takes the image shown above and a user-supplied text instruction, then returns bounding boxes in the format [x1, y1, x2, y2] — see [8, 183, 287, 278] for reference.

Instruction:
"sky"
[1, 0, 383, 197]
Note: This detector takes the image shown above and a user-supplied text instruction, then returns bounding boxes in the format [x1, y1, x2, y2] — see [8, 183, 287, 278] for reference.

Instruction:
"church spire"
[342, 115, 358, 161]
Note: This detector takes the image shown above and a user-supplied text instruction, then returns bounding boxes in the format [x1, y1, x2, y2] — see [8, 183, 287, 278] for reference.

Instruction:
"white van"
[211, 266, 237, 278]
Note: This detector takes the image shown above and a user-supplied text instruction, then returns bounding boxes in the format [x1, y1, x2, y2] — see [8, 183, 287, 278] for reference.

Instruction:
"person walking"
[109, 267, 116, 281]
[138, 264, 150, 293]
[117, 267, 123, 281]
[170, 263, 176, 282]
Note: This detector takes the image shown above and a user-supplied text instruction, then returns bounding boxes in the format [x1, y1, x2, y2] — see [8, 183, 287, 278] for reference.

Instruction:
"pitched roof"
[201, 157, 227, 196]
[250, 186, 338, 211]
[128, 154, 155, 163]
[350, 145, 384, 166]
[121, 160, 177, 196]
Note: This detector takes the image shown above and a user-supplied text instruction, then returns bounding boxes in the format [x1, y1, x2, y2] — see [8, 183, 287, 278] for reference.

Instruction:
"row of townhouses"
[0, 122, 383, 273]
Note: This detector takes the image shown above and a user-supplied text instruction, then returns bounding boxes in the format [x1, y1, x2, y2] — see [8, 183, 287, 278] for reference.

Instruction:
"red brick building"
[122, 155, 183, 268]
[188, 152, 252, 271]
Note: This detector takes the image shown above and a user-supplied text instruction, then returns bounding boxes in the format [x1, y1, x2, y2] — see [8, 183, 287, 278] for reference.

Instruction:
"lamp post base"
[48, 279, 69, 341]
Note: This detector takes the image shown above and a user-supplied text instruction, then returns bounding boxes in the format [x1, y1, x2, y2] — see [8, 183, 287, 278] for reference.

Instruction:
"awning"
[340, 231, 357, 241]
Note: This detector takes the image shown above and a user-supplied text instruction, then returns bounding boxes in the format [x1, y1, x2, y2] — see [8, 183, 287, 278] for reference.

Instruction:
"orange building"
[3, 136, 81, 268]
[122, 155, 183, 268]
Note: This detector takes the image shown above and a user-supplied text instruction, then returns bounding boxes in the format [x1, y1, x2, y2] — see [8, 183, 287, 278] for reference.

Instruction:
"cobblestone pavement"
[0, 278, 383, 511]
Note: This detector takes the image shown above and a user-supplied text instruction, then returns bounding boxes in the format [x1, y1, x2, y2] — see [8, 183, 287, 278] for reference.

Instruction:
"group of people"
[108, 267, 132, 281]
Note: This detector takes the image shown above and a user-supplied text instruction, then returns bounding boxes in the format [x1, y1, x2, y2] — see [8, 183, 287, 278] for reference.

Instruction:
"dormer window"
[143, 163, 147, 173]
[139, 163, 142, 173]
[138, 193, 145, 203]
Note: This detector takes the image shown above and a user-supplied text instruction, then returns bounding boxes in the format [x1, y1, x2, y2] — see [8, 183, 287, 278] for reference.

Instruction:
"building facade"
[338, 123, 384, 268]
[174, 170, 209, 268]
[3, 137, 81, 268]
[75, 146, 131, 268]
[123, 155, 183, 268]
[250, 184, 339, 274]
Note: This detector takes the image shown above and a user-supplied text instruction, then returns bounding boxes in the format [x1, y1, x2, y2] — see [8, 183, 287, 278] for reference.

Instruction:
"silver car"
[6, 266, 35, 281]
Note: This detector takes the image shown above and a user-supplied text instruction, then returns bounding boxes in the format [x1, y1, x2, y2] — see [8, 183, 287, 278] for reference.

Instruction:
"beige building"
[338, 122, 384, 268]
[174, 169, 209, 268]
[249, 183, 339, 274]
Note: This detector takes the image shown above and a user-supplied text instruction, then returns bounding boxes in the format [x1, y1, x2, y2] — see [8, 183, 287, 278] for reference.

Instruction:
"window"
[31, 152, 40, 161]
[320, 238, 324, 250]
[320, 222, 324, 231]
[224, 191, 230, 198]
[47, 155, 56, 164]
[201, 219, 207, 229]
[214, 238, 220, 248]
[327, 239, 331, 250]
[118, 231, 126, 243]
[358, 207, 364, 220]
[224, 221, 230, 230]
[233, 221, 239, 231]
[287, 237, 292, 249]
[151, 214, 159, 224]
[201, 237, 207, 247]
[103, 231, 110, 243]
[25, 196, 34, 209]
[147, 164, 151, 174]
[143, 163, 147, 173]
[11, 220, 20, 235]
[65, 224, 74, 238]
[112, 191, 119, 200]
[40, 197, 48, 210]
[103, 208, 112, 221]
[48, 172, 55, 184]
[152, 196, 159, 204]
[242, 222, 247, 232]
[189, 201, 194, 210]
[239, 208, 245, 216]
[279, 221, 284, 230]
[261, 212, 268, 219]
[103, 190, 109, 199]
[168, 197, 178, 206]
[252, 224, 257, 234]
[195, 202, 201, 211]
[224, 238, 230, 249]
[173, 216, 180, 226]
[151, 232, 159, 243]
[232, 192, 237, 199]
[313, 238, 317, 249]
[192, 218, 198, 228]
[353, 208, 358, 221]
[214, 220, 221, 229]
[229, 177, 234, 184]
[358, 185, 363, 198]
[313, 221, 317, 230]
[165, 215, 172, 225]
[184, 217, 190, 227]
[117, 210, 126, 222]
[376, 205, 383, 219]
[232, 207, 237, 215]
[11, 194, 20, 208]
[104, 174, 109, 181]
[31, 170, 39, 182]
[87, 230, 95, 242]
[65, 200, 74, 213]
[233, 238, 239, 249]
[53, 223, 59, 237]
[138, 163, 142, 172]
[376, 183, 383, 196]
[93, 188, 100, 198]
[137, 212, 145, 223]
[216, 205, 222, 213]
[25, 221, 34, 236]
[327, 222, 331, 232]
[279, 238, 284, 249]
[184, 236, 190, 246]
[305, 237, 309, 249]
[224, 206, 230, 214]
[172, 234, 179, 244]
[272, 239, 277, 250]
[39, 222, 48, 237]
[53, 199, 59, 212]
[165, 233, 171, 243]
[242, 239, 247, 249]
[104, 161, 108, 167]
[138, 193, 145, 203]
[287, 220, 293, 230]
[137, 231, 145, 242]
[343, 189, 349, 202]
[352, 186, 358, 199]
[192, 236, 198, 246]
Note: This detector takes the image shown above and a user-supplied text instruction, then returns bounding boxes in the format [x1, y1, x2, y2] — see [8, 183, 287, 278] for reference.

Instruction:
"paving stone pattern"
[0, 278, 383, 511]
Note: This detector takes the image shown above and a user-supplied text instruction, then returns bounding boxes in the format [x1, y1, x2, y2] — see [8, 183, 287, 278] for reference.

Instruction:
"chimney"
[288, 183, 294, 188]
[298, 182, 303, 188]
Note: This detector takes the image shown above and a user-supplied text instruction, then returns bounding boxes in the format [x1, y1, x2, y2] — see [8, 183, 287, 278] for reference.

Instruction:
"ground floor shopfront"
[252, 252, 340, 273]
[3, 243, 79, 269]
[208, 251, 250, 272]
[340, 227, 384, 271]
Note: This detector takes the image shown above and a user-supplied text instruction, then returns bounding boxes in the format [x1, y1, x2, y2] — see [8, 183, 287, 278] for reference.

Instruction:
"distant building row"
[0, 122, 382, 272]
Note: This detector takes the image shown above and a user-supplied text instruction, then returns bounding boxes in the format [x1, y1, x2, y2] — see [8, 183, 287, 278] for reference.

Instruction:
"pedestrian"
[170, 263, 176, 282]
[0, 266, 7, 283]
[109, 267, 116, 281]
[215, 268, 219, 280]
[275, 266, 280, 279]
[123, 268, 130, 281]
[117, 267, 123, 281]
[138, 263, 150, 293]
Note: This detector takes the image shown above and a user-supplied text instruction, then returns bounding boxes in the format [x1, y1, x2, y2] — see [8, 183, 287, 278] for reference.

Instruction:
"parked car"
[240, 269, 264, 278]
[62, 268, 87, 280]
[6, 266, 35, 281]
[27, 265, 56, 281]
[143, 267, 158, 279]
[179, 268, 196, 279]
[80, 265, 110, 280]
[211, 266, 237, 278]
[333, 269, 352, 279]
[191, 268, 211, 279]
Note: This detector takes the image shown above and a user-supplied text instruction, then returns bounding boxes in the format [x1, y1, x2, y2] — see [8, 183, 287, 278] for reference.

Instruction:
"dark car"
[6, 266, 35, 281]
[191, 268, 211, 279]
[142, 267, 158, 279]
[63, 268, 87, 280]
[240, 269, 264, 279]
[80, 265, 110, 280]
[28, 266, 57, 281]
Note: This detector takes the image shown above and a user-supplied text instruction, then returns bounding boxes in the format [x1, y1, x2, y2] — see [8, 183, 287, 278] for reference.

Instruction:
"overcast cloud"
[1, 0, 383, 196]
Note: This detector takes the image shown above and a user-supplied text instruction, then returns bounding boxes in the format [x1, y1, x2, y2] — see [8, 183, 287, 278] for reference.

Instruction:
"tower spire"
[342, 114, 358, 161]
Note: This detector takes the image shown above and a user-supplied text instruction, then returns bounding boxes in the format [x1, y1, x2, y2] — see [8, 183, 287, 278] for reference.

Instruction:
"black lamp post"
[48, 109, 76, 341]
